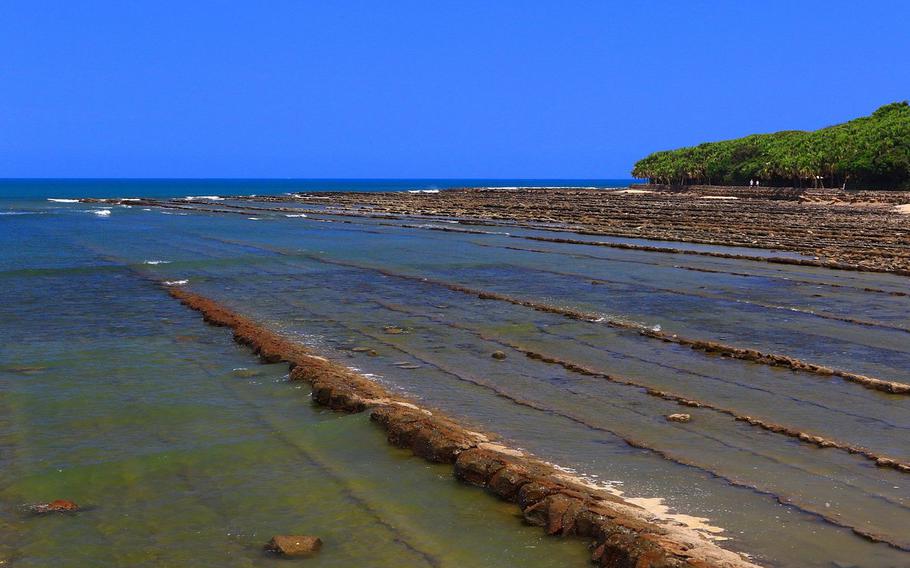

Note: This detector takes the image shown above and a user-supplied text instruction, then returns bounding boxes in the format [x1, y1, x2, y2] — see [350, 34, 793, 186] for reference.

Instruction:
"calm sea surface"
[0, 178, 636, 200]
[1, 180, 908, 567]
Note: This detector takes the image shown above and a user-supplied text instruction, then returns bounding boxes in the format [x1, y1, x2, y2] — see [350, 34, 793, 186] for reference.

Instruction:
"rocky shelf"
[167, 286, 761, 568]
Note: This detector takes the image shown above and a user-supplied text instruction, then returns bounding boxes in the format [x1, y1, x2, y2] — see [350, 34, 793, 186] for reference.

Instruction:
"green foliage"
[632, 102, 910, 189]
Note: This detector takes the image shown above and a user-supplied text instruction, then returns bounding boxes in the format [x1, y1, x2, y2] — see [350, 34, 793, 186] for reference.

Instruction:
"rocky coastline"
[167, 286, 761, 568]
[213, 185, 910, 274]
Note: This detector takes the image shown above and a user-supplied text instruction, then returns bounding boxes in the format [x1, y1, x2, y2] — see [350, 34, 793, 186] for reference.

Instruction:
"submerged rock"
[382, 325, 406, 335]
[231, 368, 261, 378]
[666, 413, 691, 423]
[3, 365, 47, 375]
[265, 535, 322, 556]
[30, 500, 79, 514]
[491, 351, 507, 360]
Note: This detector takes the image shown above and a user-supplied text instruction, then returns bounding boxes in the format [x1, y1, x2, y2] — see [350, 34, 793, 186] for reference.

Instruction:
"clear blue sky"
[1, 1, 908, 178]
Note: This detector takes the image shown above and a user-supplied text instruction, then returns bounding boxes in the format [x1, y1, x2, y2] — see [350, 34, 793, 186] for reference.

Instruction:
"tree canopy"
[632, 102, 910, 189]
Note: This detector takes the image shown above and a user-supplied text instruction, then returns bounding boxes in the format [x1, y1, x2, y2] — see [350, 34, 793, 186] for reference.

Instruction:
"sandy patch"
[616, 189, 654, 194]
[700, 196, 739, 200]
[894, 204, 910, 214]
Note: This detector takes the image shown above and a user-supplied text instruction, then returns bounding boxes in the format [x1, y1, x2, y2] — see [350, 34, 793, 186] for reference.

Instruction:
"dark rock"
[488, 465, 531, 500]
[371, 406, 478, 463]
[265, 535, 322, 556]
[454, 448, 505, 486]
[523, 493, 582, 535]
[517, 481, 560, 511]
[491, 351, 507, 360]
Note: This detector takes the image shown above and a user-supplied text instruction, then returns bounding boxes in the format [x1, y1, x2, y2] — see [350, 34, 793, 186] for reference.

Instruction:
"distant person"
[749, 179, 754, 187]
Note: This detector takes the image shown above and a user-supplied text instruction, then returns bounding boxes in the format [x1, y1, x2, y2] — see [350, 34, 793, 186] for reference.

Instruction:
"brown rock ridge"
[166, 286, 760, 568]
[373, 298, 910, 475]
[291, 252, 910, 397]
[88, 189, 910, 276]
[220, 187, 910, 274]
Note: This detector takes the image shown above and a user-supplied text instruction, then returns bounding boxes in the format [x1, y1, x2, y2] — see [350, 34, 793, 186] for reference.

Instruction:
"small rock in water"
[367, 349, 379, 357]
[4, 365, 47, 375]
[350, 346, 372, 353]
[383, 326, 405, 335]
[30, 500, 79, 514]
[666, 413, 691, 423]
[231, 368, 261, 378]
[265, 535, 322, 556]
[491, 351, 507, 360]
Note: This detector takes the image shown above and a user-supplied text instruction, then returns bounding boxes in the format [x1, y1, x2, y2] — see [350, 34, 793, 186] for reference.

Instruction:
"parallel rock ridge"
[221, 186, 910, 274]
[168, 287, 760, 568]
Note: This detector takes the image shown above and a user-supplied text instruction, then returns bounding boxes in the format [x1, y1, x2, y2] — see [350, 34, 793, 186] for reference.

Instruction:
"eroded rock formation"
[167, 286, 761, 568]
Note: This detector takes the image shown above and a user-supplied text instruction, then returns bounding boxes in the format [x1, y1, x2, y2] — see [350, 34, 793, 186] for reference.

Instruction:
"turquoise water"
[1, 182, 909, 567]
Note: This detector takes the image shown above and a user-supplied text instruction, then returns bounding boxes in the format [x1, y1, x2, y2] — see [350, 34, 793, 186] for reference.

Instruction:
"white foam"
[163, 279, 189, 286]
[92, 209, 111, 217]
[47, 198, 79, 203]
[284, 213, 308, 218]
[143, 260, 171, 265]
[247, 217, 261, 220]
[407, 189, 440, 194]
[183, 195, 223, 200]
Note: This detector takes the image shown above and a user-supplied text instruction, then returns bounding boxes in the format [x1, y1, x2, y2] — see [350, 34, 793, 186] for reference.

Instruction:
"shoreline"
[167, 286, 761, 568]
[233, 185, 910, 275]
[85, 185, 910, 275]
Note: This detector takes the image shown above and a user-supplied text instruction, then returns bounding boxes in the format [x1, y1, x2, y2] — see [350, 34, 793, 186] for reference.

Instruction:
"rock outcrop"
[265, 535, 322, 556]
[30, 500, 79, 514]
[168, 287, 762, 568]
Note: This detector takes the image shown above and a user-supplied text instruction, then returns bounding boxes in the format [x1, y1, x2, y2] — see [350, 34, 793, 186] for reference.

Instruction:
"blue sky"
[1, 1, 908, 178]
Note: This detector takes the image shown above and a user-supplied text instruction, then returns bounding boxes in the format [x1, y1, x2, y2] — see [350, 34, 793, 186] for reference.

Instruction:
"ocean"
[0, 178, 637, 200]
[1, 181, 908, 567]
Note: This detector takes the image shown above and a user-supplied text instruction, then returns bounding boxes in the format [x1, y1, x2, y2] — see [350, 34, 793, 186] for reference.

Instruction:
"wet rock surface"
[29, 500, 79, 514]
[218, 186, 910, 274]
[666, 413, 691, 423]
[265, 535, 322, 556]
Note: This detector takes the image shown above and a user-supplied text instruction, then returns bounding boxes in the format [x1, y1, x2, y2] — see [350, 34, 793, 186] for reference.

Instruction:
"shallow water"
[0, 251, 588, 567]
[2, 191, 909, 567]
